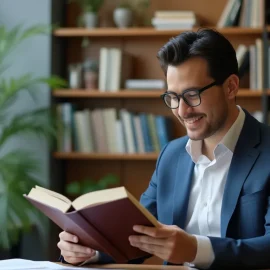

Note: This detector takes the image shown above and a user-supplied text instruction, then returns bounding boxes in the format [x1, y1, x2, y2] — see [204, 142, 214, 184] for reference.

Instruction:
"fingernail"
[87, 248, 92, 254]
[73, 237, 78, 242]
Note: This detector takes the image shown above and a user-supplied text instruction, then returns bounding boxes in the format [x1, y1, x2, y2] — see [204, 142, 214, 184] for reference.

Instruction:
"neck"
[202, 106, 239, 160]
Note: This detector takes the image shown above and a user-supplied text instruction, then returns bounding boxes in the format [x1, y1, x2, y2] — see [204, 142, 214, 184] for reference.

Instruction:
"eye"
[167, 93, 178, 100]
[185, 91, 198, 99]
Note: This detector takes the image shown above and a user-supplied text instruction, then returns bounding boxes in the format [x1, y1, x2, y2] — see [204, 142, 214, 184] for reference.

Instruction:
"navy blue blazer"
[140, 110, 270, 269]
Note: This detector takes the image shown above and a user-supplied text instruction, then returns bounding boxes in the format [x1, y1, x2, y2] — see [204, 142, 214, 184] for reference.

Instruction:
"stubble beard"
[178, 109, 228, 141]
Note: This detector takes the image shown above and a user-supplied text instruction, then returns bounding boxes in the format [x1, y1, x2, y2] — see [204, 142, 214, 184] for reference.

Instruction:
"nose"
[177, 98, 192, 116]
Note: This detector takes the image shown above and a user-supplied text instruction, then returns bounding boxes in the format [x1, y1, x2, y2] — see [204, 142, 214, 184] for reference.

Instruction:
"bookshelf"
[49, 0, 269, 263]
[54, 27, 264, 37]
[53, 89, 270, 98]
[53, 152, 159, 160]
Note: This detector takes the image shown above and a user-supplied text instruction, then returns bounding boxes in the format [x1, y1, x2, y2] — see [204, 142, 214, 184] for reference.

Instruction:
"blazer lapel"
[221, 113, 261, 237]
[172, 151, 194, 229]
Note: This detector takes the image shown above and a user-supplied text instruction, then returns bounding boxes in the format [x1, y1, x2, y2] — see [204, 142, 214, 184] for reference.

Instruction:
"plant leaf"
[0, 108, 57, 148]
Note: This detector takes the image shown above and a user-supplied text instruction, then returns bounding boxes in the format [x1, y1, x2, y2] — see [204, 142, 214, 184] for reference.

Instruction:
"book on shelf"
[24, 186, 159, 263]
[217, 0, 264, 28]
[217, 0, 242, 28]
[98, 47, 132, 92]
[125, 79, 166, 90]
[152, 10, 199, 30]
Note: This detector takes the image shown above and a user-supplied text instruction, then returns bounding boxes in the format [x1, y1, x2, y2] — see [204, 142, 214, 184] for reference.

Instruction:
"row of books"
[236, 39, 265, 90]
[217, 0, 264, 28]
[56, 103, 173, 154]
[151, 10, 199, 30]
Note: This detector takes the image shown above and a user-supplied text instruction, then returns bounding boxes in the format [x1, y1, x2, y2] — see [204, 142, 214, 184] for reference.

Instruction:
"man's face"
[166, 57, 229, 141]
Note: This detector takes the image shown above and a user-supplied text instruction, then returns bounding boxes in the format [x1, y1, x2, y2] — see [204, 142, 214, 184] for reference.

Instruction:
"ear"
[224, 74, 239, 101]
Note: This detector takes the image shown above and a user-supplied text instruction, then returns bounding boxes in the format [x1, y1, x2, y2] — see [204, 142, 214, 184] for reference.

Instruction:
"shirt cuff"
[79, 251, 100, 266]
[188, 235, 215, 269]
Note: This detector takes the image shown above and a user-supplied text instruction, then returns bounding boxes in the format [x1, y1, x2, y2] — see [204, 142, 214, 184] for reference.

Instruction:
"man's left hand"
[129, 223, 197, 264]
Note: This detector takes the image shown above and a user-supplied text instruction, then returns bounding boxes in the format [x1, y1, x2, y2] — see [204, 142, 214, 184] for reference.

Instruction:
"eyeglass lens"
[164, 90, 200, 108]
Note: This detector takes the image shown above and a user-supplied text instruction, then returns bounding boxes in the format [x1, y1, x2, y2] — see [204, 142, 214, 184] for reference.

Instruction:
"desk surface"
[57, 263, 191, 270]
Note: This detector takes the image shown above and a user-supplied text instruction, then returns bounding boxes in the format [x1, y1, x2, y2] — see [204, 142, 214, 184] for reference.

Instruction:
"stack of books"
[151, 10, 198, 30]
[125, 79, 166, 90]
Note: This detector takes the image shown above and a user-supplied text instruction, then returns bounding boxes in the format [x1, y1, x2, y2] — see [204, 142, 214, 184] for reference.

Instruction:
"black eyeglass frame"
[160, 81, 217, 108]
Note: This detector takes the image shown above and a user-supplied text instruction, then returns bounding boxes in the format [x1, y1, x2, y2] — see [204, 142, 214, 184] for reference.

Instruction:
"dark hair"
[157, 28, 239, 85]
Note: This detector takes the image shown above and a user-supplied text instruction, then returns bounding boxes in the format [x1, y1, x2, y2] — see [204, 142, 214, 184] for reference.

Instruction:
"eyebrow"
[166, 86, 201, 94]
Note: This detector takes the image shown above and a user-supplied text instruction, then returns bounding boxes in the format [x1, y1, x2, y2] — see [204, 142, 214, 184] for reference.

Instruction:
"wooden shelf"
[53, 89, 270, 98]
[53, 27, 263, 37]
[237, 89, 270, 97]
[53, 152, 159, 160]
[53, 89, 163, 98]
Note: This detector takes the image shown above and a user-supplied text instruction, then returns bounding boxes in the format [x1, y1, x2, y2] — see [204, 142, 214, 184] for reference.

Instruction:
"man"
[57, 28, 270, 269]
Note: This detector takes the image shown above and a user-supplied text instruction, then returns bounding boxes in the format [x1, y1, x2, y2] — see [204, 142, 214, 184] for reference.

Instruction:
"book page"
[72, 186, 127, 210]
[35, 186, 71, 204]
[27, 188, 71, 213]
[126, 190, 159, 227]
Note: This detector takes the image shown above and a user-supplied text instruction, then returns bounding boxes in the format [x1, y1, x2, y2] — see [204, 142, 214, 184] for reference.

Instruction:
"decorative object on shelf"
[66, 174, 120, 196]
[83, 59, 99, 90]
[0, 24, 66, 251]
[68, 63, 82, 88]
[132, 0, 151, 26]
[69, 0, 104, 28]
[113, 1, 133, 28]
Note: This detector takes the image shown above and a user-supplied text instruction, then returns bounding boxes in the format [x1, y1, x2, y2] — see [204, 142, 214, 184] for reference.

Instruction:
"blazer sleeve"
[209, 194, 270, 269]
[209, 235, 270, 269]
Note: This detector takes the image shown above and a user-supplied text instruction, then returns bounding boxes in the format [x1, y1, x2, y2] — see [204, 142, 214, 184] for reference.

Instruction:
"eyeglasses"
[160, 81, 217, 109]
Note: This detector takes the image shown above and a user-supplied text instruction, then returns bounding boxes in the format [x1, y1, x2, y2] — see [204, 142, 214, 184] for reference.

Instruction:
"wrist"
[186, 235, 197, 262]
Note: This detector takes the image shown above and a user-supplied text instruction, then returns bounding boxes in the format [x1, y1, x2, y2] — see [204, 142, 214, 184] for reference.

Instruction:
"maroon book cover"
[24, 196, 126, 263]
[24, 195, 155, 262]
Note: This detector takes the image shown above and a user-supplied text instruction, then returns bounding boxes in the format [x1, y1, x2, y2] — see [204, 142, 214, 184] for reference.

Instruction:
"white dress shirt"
[184, 106, 245, 268]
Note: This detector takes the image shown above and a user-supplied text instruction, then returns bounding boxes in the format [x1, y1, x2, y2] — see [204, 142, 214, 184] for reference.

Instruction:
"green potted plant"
[66, 174, 120, 197]
[0, 24, 66, 255]
[69, 0, 104, 28]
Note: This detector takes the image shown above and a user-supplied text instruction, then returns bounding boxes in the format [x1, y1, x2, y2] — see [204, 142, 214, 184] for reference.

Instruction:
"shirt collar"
[185, 106, 245, 163]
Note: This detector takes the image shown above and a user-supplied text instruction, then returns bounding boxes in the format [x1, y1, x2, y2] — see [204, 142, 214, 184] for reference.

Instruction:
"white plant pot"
[83, 12, 98, 28]
[113, 8, 133, 28]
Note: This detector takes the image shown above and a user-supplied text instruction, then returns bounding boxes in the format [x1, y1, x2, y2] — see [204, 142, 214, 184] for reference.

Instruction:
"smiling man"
[57, 29, 270, 269]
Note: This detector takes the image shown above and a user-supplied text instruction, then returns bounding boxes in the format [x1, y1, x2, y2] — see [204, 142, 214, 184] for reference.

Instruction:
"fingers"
[63, 256, 91, 265]
[58, 236, 93, 255]
[133, 225, 175, 238]
[59, 231, 78, 243]
[61, 249, 96, 258]
[58, 231, 96, 265]
[129, 235, 164, 246]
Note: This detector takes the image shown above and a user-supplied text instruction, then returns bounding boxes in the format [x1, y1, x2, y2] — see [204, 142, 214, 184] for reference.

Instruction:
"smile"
[184, 116, 203, 124]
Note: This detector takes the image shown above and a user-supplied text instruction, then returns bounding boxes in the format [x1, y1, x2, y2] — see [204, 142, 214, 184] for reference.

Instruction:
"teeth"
[185, 116, 202, 124]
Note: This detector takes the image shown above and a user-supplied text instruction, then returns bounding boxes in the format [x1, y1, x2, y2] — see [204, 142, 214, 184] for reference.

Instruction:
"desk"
[57, 263, 191, 270]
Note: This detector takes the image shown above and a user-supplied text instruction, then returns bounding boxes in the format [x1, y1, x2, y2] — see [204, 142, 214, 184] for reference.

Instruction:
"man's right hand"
[57, 231, 96, 265]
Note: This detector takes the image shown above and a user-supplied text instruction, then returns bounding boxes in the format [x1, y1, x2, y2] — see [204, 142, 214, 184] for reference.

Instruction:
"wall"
[0, 0, 52, 260]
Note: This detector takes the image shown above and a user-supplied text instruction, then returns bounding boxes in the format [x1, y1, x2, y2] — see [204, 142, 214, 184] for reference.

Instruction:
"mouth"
[183, 116, 204, 128]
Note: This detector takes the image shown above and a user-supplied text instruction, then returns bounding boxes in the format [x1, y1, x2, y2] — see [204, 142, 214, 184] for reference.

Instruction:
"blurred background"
[0, 0, 269, 264]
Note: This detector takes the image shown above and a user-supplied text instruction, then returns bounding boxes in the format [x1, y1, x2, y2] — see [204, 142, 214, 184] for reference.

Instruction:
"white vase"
[113, 8, 133, 28]
[83, 12, 98, 28]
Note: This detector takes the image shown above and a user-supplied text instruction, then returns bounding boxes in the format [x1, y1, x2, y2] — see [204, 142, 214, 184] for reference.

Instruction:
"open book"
[24, 186, 159, 263]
